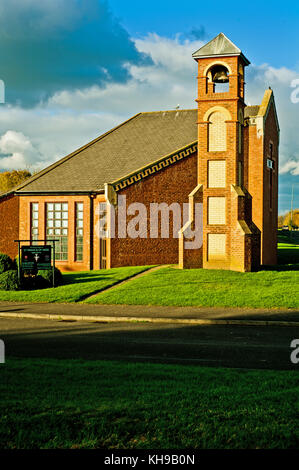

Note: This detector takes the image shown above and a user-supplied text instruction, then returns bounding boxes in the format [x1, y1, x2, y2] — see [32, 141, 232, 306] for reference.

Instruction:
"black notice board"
[21, 245, 52, 270]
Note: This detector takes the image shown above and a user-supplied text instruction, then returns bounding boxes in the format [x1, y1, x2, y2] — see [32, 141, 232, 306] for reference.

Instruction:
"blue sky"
[0, 0, 298, 213]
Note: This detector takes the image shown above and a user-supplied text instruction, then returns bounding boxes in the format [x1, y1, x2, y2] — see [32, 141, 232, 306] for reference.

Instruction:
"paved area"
[0, 301, 299, 326]
[1, 317, 298, 370]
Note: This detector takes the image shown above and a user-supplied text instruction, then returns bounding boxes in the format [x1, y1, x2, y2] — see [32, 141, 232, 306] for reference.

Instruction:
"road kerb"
[0, 311, 299, 327]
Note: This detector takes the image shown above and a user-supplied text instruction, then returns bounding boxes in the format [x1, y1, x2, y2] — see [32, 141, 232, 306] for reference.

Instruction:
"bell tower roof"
[192, 32, 250, 65]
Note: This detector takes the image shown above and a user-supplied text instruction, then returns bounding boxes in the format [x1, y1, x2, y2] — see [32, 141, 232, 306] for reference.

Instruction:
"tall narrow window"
[31, 203, 39, 243]
[238, 161, 243, 187]
[269, 143, 274, 210]
[99, 203, 108, 270]
[75, 203, 84, 261]
[269, 169, 273, 210]
[208, 112, 226, 152]
[46, 203, 68, 261]
[238, 110, 244, 154]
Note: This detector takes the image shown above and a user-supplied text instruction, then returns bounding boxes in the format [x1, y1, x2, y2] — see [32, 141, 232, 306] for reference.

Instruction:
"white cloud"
[47, 34, 204, 113]
[280, 160, 299, 176]
[0, 130, 40, 170]
[246, 63, 299, 173]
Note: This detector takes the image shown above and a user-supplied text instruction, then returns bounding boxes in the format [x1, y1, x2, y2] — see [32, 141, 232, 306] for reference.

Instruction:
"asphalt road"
[1, 317, 299, 370]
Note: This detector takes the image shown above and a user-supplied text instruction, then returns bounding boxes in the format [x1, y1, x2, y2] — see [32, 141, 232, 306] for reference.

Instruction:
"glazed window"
[30, 203, 39, 244]
[75, 203, 84, 262]
[46, 203, 68, 261]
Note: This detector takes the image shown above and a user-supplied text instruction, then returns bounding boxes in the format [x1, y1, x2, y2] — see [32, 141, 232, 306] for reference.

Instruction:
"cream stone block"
[208, 160, 226, 188]
[208, 112, 226, 151]
[208, 233, 226, 259]
[208, 197, 226, 225]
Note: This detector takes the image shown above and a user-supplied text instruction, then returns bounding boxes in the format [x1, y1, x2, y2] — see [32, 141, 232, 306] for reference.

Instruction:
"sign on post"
[21, 245, 52, 270]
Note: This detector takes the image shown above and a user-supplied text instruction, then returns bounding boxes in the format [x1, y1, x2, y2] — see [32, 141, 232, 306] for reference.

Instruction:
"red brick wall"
[246, 103, 279, 265]
[110, 151, 198, 267]
[262, 104, 279, 265]
[0, 194, 19, 260]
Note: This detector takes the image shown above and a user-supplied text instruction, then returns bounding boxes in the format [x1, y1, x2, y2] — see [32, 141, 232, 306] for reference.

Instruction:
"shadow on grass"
[62, 272, 115, 286]
[262, 263, 299, 272]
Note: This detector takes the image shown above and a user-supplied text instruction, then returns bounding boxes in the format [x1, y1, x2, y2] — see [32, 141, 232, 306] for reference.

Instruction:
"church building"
[0, 33, 279, 272]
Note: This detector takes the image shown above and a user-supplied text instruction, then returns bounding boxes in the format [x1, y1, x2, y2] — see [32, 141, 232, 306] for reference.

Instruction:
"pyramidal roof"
[192, 32, 250, 65]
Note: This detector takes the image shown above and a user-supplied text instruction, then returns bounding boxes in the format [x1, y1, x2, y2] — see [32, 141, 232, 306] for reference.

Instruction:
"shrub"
[0, 270, 19, 291]
[0, 253, 14, 274]
[37, 267, 63, 287]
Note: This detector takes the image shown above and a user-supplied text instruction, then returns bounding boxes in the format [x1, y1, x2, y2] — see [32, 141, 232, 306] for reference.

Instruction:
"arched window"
[208, 111, 226, 152]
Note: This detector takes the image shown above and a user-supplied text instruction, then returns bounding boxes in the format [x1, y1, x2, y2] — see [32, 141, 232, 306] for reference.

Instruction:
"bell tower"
[191, 33, 258, 271]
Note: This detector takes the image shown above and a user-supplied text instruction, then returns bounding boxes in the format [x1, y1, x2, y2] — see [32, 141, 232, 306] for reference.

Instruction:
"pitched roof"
[5, 102, 262, 196]
[15, 109, 198, 194]
[244, 106, 260, 117]
[192, 32, 250, 65]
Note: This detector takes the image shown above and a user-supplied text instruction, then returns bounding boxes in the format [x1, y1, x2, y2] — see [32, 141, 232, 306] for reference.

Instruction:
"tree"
[0, 170, 31, 193]
[278, 214, 285, 228]
[283, 209, 299, 229]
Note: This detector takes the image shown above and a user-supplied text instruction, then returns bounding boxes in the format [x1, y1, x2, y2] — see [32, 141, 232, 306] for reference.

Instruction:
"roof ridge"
[140, 109, 197, 115]
[12, 112, 143, 194]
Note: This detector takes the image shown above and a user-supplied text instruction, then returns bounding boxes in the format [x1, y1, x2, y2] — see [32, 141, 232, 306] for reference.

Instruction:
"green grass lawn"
[0, 358, 298, 449]
[87, 233, 299, 309]
[0, 232, 298, 308]
[0, 266, 150, 303]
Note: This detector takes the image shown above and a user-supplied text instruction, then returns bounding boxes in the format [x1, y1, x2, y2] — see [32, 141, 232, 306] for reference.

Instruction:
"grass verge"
[0, 266, 151, 303]
[87, 234, 299, 309]
[0, 358, 298, 449]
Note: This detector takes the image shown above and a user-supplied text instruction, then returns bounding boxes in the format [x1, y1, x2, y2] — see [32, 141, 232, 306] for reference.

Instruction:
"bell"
[212, 69, 229, 83]
[211, 65, 229, 83]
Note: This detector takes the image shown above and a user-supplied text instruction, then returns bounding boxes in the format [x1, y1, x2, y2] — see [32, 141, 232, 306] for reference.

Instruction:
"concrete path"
[0, 301, 299, 326]
[83, 264, 168, 300]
